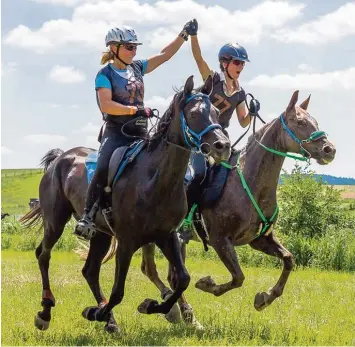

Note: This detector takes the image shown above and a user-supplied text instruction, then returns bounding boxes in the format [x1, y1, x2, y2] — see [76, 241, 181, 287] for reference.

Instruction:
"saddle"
[85, 140, 145, 188]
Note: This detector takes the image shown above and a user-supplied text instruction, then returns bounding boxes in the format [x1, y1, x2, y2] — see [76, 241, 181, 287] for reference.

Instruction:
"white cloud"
[298, 64, 314, 73]
[84, 135, 99, 149]
[24, 134, 67, 144]
[145, 95, 173, 115]
[70, 104, 79, 109]
[31, 0, 93, 5]
[1, 147, 13, 155]
[1, 61, 18, 75]
[4, 0, 304, 53]
[74, 122, 100, 134]
[274, 2, 355, 44]
[49, 65, 86, 84]
[49, 103, 61, 108]
[248, 67, 355, 90]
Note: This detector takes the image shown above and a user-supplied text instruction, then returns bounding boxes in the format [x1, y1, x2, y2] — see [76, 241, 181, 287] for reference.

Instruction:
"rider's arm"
[191, 35, 212, 81]
[145, 36, 186, 74]
[96, 75, 137, 116]
[236, 102, 251, 128]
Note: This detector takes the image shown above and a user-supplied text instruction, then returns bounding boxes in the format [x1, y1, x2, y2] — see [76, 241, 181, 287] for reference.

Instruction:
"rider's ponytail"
[100, 49, 114, 65]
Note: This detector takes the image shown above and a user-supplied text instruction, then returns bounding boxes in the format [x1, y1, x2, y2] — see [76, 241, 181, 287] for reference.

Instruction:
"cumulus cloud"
[24, 134, 67, 144]
[274, 2, 355, 44]
[49, 65, 86, 84]
[1, 146, 13, 155]
[4, 0, 304, 53]
[248, 67, 355, 90]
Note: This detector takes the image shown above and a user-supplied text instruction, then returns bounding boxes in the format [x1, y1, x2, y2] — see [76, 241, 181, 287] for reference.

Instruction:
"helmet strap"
[115, 45, 131, 66]
[225, 61, 233, 80]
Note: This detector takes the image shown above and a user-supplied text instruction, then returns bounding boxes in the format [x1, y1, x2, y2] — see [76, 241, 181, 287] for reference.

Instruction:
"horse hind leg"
[249, 233, 294, 311]
[167, 241, 204, 329]
[35, 205, 72, 330]
[141, 243, 181, 323]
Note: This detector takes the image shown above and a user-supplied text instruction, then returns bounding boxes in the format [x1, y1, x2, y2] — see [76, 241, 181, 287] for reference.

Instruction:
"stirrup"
[74, 218, 96, 241]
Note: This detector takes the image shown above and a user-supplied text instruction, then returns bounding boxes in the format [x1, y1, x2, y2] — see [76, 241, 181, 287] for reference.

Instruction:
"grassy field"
[335, 185, 355, 199]
[2, 250, 355, 346]
[1, 169, 43, 215]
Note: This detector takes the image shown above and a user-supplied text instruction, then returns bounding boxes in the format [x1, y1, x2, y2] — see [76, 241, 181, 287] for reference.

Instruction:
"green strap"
[179, 203, 198, 230]
[221, 155, 278, 239]
[256, 140, 309, 162]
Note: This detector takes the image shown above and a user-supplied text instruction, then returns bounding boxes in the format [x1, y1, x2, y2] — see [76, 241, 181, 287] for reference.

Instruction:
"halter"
[180, 93, 222, 152]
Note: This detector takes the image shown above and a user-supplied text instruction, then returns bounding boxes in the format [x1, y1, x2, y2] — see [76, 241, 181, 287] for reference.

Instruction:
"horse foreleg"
[249, 233, 294, 311]
[195, 234, 245, 296]
[141, 244, 181, 323]
[138, 232, 190, 316]
[81, 232, 119, 333]
[82, 243, 134, 332]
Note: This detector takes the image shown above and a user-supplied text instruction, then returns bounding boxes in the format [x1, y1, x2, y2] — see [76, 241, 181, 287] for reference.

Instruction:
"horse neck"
[148, 105, 191, 191]
[240, 118, 286, 196]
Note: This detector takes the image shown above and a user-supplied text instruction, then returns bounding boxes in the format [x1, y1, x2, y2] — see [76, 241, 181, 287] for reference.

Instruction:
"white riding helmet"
[105, 26, 142, 46]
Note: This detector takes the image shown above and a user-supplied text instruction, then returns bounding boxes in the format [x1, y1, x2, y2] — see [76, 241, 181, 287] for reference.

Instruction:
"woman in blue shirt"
[75, 23, 195, 239]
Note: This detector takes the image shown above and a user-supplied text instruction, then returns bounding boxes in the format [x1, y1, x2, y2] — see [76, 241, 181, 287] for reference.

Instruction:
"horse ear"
[183, 75, 194, 96]
[286, 90, 299, 114]
[200, 74, 213, 95]
[299, 94, 311, 111]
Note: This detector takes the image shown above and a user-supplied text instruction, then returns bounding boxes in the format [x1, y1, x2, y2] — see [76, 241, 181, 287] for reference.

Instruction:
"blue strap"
[280, 115, 301, 145]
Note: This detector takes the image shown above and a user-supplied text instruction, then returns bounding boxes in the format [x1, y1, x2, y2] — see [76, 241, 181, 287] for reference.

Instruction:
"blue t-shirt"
[95, 60, 148, 128]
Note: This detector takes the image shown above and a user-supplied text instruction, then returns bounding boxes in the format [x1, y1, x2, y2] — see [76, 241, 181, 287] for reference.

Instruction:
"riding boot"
[74, 179, 104, 240]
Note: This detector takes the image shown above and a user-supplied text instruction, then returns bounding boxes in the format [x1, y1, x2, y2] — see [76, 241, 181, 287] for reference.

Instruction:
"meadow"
[2, 249, 355, 346]
[1, 168, 355, 345]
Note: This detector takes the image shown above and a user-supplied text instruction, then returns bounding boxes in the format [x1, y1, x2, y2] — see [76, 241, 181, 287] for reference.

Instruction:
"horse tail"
[40, 148, 64, 172]
[102, 238, 118, 264]
[19, 205, 43, 230]
[75, 236, 118, 264]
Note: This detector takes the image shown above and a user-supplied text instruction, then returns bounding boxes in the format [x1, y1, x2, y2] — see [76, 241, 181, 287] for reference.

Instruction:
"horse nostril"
[323, 145, 334, 154]
[213, 140, 230, 152]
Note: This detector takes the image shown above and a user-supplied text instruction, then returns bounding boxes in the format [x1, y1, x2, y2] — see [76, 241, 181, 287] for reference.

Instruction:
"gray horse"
[140, 90, 336, 327]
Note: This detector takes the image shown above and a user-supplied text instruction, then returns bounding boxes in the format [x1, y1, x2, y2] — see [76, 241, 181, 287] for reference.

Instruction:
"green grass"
[2, 251, 355, 346]
[1, 169, 43, 215]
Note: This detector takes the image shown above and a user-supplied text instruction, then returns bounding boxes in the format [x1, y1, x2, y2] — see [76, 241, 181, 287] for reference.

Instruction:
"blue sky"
[1, 0, 354, 177]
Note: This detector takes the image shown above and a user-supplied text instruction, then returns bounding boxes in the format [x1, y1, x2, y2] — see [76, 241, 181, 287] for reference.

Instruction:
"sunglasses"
[122, 44, 138, 52]
[231, 60, 245, 66]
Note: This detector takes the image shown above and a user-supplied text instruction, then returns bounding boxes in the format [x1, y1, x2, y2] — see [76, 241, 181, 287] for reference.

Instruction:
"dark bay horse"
[140, 90, 336, 326]
[20, 75, 231, 333]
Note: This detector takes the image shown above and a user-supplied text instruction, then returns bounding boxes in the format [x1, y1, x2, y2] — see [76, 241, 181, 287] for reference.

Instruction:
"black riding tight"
[84, 127, 135, 214]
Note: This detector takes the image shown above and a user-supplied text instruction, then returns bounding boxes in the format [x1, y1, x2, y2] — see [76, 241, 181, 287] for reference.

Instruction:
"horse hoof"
[192, 319, 204, 331]
[182, 307, 204, 330]
[137, 299, 159, 314]
[82, 306, 99, 321]
[34, 313, 50, 331]
[195, 275, 216, 292]
[254, 292, 269, 311]
[104, 322, 120, 334]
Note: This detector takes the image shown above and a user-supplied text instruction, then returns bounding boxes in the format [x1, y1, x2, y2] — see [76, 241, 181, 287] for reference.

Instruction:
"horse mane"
[147, 86, 203, 152]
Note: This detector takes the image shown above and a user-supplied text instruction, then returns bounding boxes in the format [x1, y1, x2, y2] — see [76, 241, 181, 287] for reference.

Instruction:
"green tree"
[277, 163, 353, 238]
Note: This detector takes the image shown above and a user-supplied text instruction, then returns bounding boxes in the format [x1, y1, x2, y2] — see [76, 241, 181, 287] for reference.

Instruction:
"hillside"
[1, 169, 355, 215]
